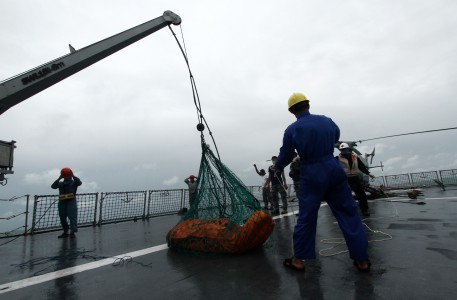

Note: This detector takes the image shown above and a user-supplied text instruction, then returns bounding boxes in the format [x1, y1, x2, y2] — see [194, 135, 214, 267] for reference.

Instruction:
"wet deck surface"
[0, 187, 456, 299]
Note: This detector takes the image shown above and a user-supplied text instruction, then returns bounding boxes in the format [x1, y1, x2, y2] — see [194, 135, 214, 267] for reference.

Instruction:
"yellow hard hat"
[288, 93, 309, 109]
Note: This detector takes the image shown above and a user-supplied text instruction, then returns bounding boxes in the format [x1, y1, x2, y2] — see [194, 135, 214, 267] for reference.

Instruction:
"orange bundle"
[167, 210, 275, 254]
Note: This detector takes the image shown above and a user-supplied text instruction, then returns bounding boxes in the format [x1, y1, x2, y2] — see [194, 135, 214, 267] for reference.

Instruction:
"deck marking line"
[0, 243, 168, 294]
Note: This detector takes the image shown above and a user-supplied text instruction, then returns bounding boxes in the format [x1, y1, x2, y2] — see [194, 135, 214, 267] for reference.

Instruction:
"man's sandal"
[353, 260, 371, 272]
[283, 258, 305, 271]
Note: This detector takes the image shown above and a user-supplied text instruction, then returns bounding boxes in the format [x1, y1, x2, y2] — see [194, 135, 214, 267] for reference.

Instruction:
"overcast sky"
[1, 0, 457, 198]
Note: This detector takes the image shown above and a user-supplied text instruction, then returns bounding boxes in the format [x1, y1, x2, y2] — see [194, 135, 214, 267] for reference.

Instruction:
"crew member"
[337, 143, 374, 216]
[185, 175, 198, 206]
[273, 92, 370, 272]
[254, 164, 271, 210]
[51, 167, 82, 238]
[265, 156, 288, 215]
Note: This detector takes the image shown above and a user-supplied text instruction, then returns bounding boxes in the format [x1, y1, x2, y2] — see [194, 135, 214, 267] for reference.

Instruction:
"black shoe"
[58, 233, 69, 239]
[354, 260, 371, 272]
[362, 210, 370, 217]
[177, 208, 188, 215]
[271, 210, 280, 216]
[281, 210, 288, 214]
[69, 233, 76, 238]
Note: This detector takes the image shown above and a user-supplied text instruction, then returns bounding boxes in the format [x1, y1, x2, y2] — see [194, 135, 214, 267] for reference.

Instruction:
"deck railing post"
[31, 195, 38, 234]
[93, 193, 99, 226]
[23, 195, 30, 235]
[98, 193, 105, 226]
[142, 191, 147, 220]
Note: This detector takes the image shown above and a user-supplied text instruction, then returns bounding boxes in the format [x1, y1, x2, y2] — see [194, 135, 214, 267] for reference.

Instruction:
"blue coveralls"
[275, 111, 369, 261]
[51, 177, 82, 233]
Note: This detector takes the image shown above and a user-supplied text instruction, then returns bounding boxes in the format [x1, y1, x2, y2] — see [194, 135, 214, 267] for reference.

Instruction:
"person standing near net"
[51, 167, 82, 238]
[337, 143, 374, 217]
[289, 152, 300, 201]
[265, 156, 288, 215]
[273, 93, 370, 272]
[254, 164, 271, 210]
[184, 175, 198, 206]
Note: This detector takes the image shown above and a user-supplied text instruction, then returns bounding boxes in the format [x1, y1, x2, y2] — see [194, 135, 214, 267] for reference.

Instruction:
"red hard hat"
[189, 175, 196, 179]
[61, 167, 73, 179]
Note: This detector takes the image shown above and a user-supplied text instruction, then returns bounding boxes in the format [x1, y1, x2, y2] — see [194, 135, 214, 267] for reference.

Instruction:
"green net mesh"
[166, 145, 275, 254]
[185, 145, 260, 222]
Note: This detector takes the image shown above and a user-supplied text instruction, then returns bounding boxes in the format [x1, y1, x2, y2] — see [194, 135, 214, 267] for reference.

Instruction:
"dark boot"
[58, 232, 69, 238]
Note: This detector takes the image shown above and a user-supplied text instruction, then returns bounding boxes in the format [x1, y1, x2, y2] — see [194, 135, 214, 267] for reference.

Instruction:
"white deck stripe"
[0, 244, 168, 294]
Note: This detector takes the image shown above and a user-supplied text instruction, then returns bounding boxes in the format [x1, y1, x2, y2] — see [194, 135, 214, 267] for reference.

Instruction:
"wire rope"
[168, 25, 221, 160]
[358, 126, 457, 143]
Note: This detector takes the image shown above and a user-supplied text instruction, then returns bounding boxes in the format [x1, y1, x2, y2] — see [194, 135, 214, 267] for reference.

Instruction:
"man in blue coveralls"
[273, 93, 370, 272]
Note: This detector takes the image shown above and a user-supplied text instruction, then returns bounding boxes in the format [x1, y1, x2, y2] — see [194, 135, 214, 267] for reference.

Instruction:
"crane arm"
[0, 10, 181, 115]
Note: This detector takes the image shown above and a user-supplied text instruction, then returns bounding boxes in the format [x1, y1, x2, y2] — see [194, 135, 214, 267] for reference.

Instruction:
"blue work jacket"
[275, 111, 340, 171]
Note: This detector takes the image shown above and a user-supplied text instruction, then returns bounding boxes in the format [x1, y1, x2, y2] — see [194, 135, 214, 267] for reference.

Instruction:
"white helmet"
[339, 142, 350, 150]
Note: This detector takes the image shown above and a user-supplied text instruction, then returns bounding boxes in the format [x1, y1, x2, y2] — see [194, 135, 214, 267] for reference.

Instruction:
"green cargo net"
[166, 26, 275, 254]
[166, 144, 275, 254]
[184, 144, 260, 223]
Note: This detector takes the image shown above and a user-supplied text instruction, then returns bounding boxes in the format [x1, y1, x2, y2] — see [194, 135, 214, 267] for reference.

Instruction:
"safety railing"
[1, 168, 457, 238]
[369, 169, 457, 188]
[148, 189, 186, 217]
[0, 195, 30, 237]
[438, 169, 457, 185]
[99, 191, 146, 225]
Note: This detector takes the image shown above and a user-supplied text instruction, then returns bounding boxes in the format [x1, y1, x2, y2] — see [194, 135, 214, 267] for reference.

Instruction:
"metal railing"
[32, 193, 98, 233]
[1, 168, 457, 238]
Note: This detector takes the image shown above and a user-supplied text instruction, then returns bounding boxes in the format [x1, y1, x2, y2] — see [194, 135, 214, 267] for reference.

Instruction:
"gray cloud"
[1, 0, 457, 198]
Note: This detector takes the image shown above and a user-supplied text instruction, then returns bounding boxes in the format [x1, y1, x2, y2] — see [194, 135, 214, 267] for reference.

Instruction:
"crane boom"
[0, 10, 181, 115]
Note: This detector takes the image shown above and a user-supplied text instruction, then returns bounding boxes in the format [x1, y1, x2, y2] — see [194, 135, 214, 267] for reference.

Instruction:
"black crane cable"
[358, 126, 457, 143]
[168, 25, 222, 161]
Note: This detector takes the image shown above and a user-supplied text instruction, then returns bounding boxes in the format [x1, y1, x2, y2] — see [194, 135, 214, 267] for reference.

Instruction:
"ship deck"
[0, 186, 456, 299]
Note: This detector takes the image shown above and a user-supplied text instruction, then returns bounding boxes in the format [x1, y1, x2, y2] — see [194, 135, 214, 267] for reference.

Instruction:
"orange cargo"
[167, 210, 275, 254]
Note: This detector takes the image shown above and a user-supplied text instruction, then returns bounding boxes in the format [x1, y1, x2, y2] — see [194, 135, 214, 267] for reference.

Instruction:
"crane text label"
[21, 62, 66, 85]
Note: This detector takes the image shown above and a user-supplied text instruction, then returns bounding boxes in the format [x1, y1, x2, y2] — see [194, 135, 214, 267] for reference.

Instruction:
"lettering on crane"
[21, 62, 66, 85]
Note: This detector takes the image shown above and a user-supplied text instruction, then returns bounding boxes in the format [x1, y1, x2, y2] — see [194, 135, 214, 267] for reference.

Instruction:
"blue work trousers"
[293, 159, 368, 261]
[58, 198, 78, 233]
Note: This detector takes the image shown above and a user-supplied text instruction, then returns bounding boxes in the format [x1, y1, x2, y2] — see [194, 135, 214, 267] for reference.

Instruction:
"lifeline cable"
[318, 190, 402, 257]
[0, 195, 27, 202]
[274, 168, 396, 257]
[11, 247, 154, 276]
[358, 126, 457, 143]
[318, 219, 394, 257]
[0, 198, 59, 247]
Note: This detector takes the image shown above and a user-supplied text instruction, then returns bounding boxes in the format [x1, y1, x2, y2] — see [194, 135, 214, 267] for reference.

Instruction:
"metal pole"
[23, 195, 30, 235]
